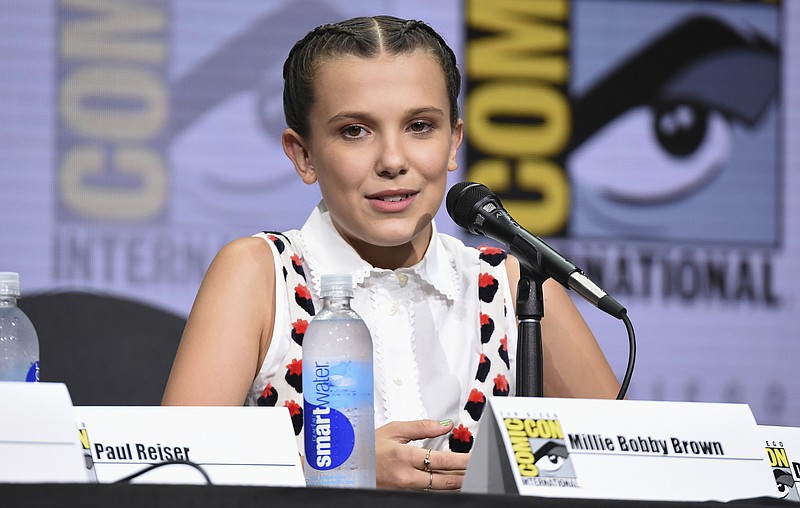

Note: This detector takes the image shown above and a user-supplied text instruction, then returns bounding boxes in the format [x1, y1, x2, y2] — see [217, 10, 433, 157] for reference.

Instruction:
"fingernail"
[439, 419, 452, 426]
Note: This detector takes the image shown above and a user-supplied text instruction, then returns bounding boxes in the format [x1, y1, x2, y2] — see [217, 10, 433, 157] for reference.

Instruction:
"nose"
[375, 133, 408, 178]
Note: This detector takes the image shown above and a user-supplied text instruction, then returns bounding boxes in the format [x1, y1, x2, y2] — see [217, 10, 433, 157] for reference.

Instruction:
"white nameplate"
[463, 397, 777, 502]
[760, 425, 800, 501]
[73, 406, 305, 487]
[0, 382, 88, 483]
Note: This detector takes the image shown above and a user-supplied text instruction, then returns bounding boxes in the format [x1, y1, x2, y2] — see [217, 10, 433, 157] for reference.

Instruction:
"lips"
[367, 189, 418, 201]
[376, 194, 410, 202]
[366, 189, 418, 212]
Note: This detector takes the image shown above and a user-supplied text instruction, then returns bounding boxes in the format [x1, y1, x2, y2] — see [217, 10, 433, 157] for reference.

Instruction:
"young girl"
[162, 15, 620, 491]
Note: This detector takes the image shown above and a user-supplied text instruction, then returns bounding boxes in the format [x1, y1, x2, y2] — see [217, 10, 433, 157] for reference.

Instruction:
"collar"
[297, 201, 459, 302]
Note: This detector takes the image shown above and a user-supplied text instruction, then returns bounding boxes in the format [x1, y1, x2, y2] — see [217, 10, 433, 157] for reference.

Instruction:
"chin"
[366, 232, 418, 249]
[362, 223, 430, 248]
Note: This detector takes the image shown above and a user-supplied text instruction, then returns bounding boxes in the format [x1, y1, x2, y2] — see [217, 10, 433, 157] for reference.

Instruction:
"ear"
[282, 128, 317, 184]
[447, 118, 465, 172]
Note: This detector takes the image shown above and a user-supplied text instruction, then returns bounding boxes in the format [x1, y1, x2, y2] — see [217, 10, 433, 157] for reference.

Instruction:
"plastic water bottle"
[302, 273, 376, 488]
[0, 272, 40, 382]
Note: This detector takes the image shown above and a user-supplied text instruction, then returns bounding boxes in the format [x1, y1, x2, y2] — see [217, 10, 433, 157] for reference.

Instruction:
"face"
[282, 51, 463, 269]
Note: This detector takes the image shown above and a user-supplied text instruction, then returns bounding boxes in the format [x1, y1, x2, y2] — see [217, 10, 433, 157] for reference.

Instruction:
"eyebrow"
[327, 106, 446, 125]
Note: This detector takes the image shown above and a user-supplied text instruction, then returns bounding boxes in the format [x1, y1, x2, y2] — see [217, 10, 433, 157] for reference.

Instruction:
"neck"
[358, 242, 424, 270]
[343, 228, 432, 270]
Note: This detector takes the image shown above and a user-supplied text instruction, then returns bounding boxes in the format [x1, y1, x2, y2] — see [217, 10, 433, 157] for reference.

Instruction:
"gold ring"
[423, 448, 432, 472]
[426, 471, 433, 491]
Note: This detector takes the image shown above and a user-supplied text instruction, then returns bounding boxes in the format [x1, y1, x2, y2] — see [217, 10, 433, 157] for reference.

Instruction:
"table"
[0, 483, 791, 508]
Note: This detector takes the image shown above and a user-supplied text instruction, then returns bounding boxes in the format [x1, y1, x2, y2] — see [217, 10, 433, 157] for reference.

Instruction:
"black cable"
[112, 459, 213, 485]
[616, 311, 636, 400]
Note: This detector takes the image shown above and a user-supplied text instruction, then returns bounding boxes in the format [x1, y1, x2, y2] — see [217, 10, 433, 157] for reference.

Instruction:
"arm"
[162, 237, 277, 406]
[505, 255, 620, 399]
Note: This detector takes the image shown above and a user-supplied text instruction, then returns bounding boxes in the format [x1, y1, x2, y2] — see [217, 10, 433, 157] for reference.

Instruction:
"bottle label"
[303, 360, 372, 471]
[26, 361, 40, 382]
[304, 403, 355, 470]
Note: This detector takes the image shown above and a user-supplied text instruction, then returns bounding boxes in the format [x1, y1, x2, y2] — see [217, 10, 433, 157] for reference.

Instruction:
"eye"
[569, 103, 731, 204]
[535, 453, 565, 472]
[532, 441, 569, 474]
[653, 103, 709, 158]
[408, 121, 433, 134]
[774, 470, 795, 497]
[341, 125, 367, 139]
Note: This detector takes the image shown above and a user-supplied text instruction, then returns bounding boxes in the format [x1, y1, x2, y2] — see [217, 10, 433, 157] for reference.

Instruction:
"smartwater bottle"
[0, 272, 40, 382]
[302, 273, 376, 488]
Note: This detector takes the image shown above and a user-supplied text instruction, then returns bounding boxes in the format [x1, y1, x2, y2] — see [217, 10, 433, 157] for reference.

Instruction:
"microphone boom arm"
[471, 201, 627, 319]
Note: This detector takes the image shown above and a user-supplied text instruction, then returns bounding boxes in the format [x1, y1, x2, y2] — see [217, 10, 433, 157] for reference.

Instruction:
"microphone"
[446, 181, 626, 319]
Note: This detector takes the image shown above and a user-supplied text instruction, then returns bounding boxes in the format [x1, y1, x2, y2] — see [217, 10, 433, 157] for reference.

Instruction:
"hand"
[374, 419, 470, 491]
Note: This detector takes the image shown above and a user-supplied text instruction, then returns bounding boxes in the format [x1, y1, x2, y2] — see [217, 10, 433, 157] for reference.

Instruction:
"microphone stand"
[515, 270, 545, 397]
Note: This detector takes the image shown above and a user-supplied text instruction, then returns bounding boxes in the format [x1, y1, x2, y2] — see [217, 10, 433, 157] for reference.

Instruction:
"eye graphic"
[571, 103, 731, 204]
[167, 2, 343, 229]
[533, 441, 569, 474]
[654, 103, 707, 158]
[567, 15, 778, 235]
[774, 469, 795, 498]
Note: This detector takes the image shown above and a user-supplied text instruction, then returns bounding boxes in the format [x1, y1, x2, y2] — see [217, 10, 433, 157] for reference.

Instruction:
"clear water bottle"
[0, 272, 40, 382]
[303, 273, 376, 488]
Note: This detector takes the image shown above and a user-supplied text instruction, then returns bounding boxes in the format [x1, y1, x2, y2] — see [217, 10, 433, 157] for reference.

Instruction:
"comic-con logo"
[504, 418, 578, 487]
[766, 444, 800, 501]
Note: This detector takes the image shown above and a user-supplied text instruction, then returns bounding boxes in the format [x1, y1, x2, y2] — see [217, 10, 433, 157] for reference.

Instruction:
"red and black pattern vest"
[253, 231, 512, 454]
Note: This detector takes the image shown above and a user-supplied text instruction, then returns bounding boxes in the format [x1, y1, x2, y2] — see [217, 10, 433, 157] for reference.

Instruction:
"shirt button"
[396, 273, 409, 286]
[387, 302, 398, 315]
[393, 378, 403, 386]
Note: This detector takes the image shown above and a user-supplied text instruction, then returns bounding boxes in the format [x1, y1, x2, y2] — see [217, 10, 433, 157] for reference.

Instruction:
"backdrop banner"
[1, 0, 797, 426]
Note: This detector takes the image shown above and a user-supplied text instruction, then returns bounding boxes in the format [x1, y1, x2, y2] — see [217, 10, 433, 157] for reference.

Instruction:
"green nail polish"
[439, 419, 452, 426]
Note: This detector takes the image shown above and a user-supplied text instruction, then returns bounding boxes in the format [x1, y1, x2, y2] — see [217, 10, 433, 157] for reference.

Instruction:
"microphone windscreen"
[446, 181, 493, 229]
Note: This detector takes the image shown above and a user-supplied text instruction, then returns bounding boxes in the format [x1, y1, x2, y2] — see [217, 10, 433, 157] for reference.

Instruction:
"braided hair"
[283, 16, 461, 138]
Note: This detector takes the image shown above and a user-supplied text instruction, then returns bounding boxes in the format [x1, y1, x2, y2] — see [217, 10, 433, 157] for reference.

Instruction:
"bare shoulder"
[201, 236, 276, 289]
[184, 235, 278, 347]
[214, 236, 275, 268]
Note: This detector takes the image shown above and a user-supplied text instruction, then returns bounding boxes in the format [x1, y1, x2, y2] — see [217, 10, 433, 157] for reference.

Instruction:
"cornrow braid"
[283, 15, 461, 138]
[398, 19, 417, 37]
